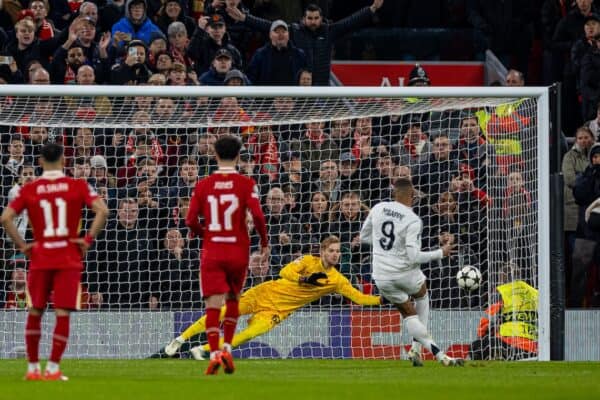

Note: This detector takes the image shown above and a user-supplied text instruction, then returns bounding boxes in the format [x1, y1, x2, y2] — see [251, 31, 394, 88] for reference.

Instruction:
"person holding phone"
[110, 39, 151, 84]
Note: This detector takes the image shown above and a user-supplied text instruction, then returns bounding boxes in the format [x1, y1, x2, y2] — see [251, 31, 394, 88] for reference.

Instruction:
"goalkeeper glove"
[300, 272, 327, 286]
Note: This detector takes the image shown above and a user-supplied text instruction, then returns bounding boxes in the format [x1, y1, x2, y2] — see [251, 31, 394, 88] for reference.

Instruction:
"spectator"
[301, 191, 331, 246]
[90, 154, 117, 188]
[291, 120, 339, 177]
[50, 40, 88, 84]
[297, 68, 312, 86]
[169, 156, 199, 199]
[150, 229, 201, 309]
[329, 118, 354, 152]
[5, 164, 36, 246]
[227, 0, 384, 85]
[313, 159, 342, 204]
[223, 68, 249, 85]
[147, 31, 168, 70]
[563, 126, 595, 285]
[585, 103, 600, 139]
[278, 150, 311, 205]
[28, 0, 56, 40]
[4, 264, 27, 309]
[188, 13, 243, 76]
[90, 198, 151, 307]
[4, 18, 57, 71]
[24, 126, 48, 157]
[571, 143, 600, 307]
[28, 64, 50, 84]
[392, 116, 431, 172]
[571, 14, 600, 94]
[110, 39, 152, 84]
[157, 0, 196, 38]
[70, 156, 91, 179]
[167, 21, 194, 69]
[264, 186, 303, 271]
[245, 250, 271, 288]
[505, 69, 525, 86]
[246, 19, 307, 86]
[199, 47, 233, 85]
[247, 113, 280, 184]
[4, 136, 30, 177]
[328, 190, 371, 282]
[414, 133, 459, 196]
[580, 32, 600, 120]
[455, 112, 495, 187]
[203, 0, 252, 57]
[111, 0, 163, 49]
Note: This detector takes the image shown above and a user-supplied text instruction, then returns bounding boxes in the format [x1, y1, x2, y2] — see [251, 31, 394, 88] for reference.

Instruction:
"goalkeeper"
[163, 235, 381, 358]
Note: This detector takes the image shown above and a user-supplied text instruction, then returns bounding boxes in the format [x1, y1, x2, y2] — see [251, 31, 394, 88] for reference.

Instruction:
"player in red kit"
[185, 135, 268, 375]
[1, 143, 108, 381]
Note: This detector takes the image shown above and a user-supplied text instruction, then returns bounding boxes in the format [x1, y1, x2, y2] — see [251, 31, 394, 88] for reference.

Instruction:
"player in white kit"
[360, 177, 464, 367]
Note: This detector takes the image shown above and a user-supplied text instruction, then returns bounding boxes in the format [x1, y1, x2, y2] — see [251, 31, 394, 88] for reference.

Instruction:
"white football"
[456, 265, 481, 291]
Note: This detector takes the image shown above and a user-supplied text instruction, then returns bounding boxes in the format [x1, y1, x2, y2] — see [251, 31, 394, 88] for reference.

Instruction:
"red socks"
[205, 308, 221, 353]
[223, 299, 239, 347]
[49, 315, 70, 363]
[25, 313, 42, 363]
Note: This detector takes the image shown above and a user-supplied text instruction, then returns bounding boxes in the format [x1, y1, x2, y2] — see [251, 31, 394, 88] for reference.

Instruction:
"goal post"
[0, 85, 551, 361]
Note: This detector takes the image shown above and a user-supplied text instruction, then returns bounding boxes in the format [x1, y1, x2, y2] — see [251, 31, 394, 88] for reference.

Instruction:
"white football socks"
[28, 362, 41, 373]
[411, 294, 430, 352]
[404, 315, 444, 361]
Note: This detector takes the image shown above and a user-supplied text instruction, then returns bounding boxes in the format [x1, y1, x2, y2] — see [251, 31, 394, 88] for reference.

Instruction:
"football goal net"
[0, 85, 550, 361]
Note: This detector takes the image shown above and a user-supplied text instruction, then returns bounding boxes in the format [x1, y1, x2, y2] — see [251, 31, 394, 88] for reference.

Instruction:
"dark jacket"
[573, 143, 600, 240]
[244, 7, 375, 85]
[187, 27, 243, 75]
[246, 42, 307, 85]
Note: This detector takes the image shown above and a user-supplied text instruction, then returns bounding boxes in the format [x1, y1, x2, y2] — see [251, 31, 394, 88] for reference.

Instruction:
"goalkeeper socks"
[49, 315, 70, 363]
[25, 313, 42, 363]
[223, 299, 239, 348]
[205, 308, 221, 353]
[404, 315, 441, 358]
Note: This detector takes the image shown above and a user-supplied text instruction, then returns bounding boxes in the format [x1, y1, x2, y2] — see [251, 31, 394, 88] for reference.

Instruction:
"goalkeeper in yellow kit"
[163, 235, 381, 359]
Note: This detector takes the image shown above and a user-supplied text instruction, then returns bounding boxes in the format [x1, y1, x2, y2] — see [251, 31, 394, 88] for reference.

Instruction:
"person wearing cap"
[572, 14, 600, 97]
[226, 0, 384, 85]
[188, 13, 243, 75]
[203, 0, 252, 56]
[90, 154, 117, 188]
[246, 19, 307, 86]
[157, 0, 196, 39]
[199, 47, 233, 85]
[111, 0, 163, 49]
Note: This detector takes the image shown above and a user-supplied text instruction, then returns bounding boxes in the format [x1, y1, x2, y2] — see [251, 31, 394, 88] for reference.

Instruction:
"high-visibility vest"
[496, 280, 539, 340]
[475, 99, 530, 156]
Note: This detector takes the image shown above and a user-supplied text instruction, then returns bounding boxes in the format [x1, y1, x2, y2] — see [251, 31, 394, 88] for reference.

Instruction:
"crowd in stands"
[0, 0, 598, 309]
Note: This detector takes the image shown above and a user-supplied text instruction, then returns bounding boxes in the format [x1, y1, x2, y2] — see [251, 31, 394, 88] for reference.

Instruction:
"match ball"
[456, 265, 481, 291]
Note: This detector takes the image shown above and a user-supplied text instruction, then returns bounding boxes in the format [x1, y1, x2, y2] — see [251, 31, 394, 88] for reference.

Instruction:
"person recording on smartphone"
[110, 39, 151, 84]
[0, 55, 24, 84]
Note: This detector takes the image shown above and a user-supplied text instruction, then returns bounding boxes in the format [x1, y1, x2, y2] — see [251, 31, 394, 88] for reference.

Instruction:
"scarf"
[248, 133, 279, 181]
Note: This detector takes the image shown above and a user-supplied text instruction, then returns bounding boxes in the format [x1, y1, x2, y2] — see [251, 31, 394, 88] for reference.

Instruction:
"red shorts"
[200, 255, 247, 298]
[27, 269, 82, 310]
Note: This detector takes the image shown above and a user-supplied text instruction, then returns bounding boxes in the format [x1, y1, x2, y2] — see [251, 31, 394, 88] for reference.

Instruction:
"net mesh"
[0, 92, 540, 361]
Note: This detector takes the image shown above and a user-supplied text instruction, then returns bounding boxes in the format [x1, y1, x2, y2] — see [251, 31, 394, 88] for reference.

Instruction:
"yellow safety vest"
[496, 280, 539, 340]
[475, 98, 528, 156]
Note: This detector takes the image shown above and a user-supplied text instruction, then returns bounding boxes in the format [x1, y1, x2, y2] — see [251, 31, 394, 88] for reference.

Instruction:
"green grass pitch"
[1, 359, 599, 400]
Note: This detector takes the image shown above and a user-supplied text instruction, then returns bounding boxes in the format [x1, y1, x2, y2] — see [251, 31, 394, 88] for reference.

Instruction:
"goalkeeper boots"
[190, 346, 207, 360]
[440, 355, 465, 367]
[165, 338, 184, 357]
[220, 350, 235, 374]
[407, 348, 423, 367]
[24, 369, 43, 381]
[205, 353, 221, 375]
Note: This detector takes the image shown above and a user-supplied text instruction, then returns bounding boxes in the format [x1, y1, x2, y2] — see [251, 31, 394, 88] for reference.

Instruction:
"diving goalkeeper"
[163, 235, 381, 358]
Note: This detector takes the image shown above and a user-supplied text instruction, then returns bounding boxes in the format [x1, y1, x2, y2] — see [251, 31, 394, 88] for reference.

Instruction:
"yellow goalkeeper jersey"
[246, 255, 380, 314]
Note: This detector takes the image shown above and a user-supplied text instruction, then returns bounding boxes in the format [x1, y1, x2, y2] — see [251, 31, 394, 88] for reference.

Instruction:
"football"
[456, 265, 481, 291]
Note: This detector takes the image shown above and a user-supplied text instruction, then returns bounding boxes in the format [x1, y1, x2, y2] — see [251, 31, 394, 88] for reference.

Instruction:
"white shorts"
[375, 269, 426, 304]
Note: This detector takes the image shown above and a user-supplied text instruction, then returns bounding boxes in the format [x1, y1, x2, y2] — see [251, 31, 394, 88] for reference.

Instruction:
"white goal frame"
[0, 85, 551, 361]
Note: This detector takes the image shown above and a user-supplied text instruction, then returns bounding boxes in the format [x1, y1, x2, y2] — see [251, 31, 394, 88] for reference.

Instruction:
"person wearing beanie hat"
[111, 0, 163, 49]
[157, 0, 196, 38]
[224, 68, 249, 85]
[408, 63, 430, 86]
